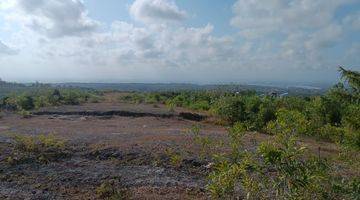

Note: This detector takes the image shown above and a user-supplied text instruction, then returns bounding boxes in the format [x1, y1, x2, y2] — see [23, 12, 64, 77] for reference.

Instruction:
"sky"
[0, 0, 359, 84]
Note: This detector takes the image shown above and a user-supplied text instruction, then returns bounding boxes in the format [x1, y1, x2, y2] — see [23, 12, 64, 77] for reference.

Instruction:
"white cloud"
[15, 0, 99, 38]
[0, 0, 15, 10]
[305, 24, 343, 50]
[0, 41, 17, 56]
[231, 0, 351, 37]
[343, 11, 360, 30]
[130, 0, 187, 24]
[229, 0, 357, 71]
[0, 0, 359, 83]
[345, 43, 360, 65]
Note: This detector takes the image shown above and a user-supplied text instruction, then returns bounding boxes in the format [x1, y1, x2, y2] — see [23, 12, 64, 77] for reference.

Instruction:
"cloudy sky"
[0, 0, 359, 84]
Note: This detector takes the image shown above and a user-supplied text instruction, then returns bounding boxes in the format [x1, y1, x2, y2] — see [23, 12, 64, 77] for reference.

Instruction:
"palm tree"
[338, 66, 360, 92]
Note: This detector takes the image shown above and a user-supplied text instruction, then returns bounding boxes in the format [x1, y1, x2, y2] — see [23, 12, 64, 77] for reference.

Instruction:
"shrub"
[276, 96, 307, 112]
[8, 133, 68, 164]
[18, 110, 31, 118]
[207, 159, 244, 198]
[96, 179, 128, 200]
[252, 99, 276, 131]
[320, 96, 343, 126]
[17, 95, 35, 110]
[266, 109, 309, 135]
[318, 124, 345, 143]
[144, 93, 161, 104]
[227, 122, 247, 161]
[88, 94, 102, 103]
[164, 147, 183, 168]
[188, 100, 210, 111]
[47, 89, 63, 105]
[202, 118, 354, 199]
[62, 91, 82, 105]
[165, 100, 176, 112]
[342, 104, 360, 149]
[212, 96, 246, 124]
[188, 125, 218, 160]
[34, 95, 50, 109]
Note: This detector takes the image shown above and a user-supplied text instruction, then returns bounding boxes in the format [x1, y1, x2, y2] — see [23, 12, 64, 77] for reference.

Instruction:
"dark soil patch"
[32, 110, 207, 122]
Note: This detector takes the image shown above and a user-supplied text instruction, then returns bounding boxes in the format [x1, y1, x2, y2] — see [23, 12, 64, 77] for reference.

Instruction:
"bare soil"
[0, 94, 348, 199]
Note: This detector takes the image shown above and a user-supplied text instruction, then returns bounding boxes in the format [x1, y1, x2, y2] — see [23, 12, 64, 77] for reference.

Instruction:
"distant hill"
[0, 81, 56, 98]
[0, 79, 327, 99]
[0, 80, 28, 98]
[54, 83, 326, 96]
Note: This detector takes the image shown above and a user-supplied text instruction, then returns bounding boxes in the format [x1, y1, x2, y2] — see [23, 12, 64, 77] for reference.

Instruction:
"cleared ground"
[0, 93, 351, 199]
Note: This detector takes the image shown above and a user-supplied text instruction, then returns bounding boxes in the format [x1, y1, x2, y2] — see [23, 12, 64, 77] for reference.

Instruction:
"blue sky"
[0, 0, 359, 84]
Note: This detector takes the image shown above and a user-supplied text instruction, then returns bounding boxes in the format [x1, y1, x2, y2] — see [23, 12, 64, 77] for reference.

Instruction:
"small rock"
[205, 162, 214, 169]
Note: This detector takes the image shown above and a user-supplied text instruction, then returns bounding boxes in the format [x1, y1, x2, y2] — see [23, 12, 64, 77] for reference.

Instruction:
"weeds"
[187, 125, 223, 160]
[164, 148, 183, 168]
[7, 133, 68, 165]
[96, 179, 129, 200]
[199, 121, 359, 199]
[18, 110, 31, 118]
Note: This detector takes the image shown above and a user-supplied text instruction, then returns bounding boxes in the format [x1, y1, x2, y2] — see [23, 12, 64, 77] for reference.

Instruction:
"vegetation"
[121, 67, 360, 150]
[118, 67, 360, 198]
[96, 179, 129, 200]
[164, 148, 184, 168]
[1, 67, 358, 199]
[202, 121, 359, 199]
[6, 133, 69, 165]
[0, 87, 102, 112]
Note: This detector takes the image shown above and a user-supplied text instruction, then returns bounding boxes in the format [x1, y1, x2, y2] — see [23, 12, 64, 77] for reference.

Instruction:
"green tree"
[17, 95, 35, 110]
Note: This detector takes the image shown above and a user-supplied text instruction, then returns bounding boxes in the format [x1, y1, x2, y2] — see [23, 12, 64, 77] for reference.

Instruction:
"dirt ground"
[0, 94, 348, 199]
[0, 99, 226, 199]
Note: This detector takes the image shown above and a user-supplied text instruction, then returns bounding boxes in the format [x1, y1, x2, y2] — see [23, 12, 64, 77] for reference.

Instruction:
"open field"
[1, 92, 357, 199]
[1, 0, 360, 198]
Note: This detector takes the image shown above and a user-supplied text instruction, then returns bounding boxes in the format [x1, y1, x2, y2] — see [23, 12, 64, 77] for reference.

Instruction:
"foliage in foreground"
[195, 122, 360, 199]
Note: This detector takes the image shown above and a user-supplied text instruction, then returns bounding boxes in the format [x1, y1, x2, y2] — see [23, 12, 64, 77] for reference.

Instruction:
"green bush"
[188, 100, 210, 111]
[47, 89, 63, 105]
[318, 124, 345, 143]
[204, 119, 356, 199]
[341, 104, 360, 149]
[266, 109, 309, 135]
[212, 96, 247, 124]
[252, 98, 276, 131]
[17, 95, 35, 110]
[62, 91, 82, 105]
[34, 95, 50, 109]
[1, 88, 101, 112]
